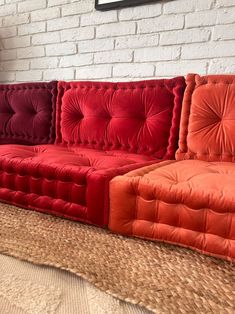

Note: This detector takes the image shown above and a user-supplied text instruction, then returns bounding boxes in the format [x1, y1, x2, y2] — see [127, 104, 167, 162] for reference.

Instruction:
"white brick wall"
[0, 0, 234, 83]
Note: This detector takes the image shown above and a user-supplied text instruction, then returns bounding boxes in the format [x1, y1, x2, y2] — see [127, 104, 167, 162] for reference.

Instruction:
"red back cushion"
[56, 78, 185, 159]
[0, 81, 57, 145]
[176, 74, 235, 162]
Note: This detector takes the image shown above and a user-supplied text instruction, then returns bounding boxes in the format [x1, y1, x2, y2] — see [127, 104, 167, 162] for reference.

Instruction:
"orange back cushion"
[176, 74, 235, 162]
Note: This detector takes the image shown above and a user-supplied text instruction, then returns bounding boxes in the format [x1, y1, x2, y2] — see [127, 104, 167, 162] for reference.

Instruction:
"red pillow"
[56, 78, 185, 159]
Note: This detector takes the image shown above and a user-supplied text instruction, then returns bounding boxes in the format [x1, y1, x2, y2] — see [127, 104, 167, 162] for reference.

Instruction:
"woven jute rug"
[0, 204, 234, 314]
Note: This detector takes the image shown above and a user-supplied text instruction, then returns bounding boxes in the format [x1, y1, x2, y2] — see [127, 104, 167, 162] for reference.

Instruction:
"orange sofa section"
[109, 74, 235, 262]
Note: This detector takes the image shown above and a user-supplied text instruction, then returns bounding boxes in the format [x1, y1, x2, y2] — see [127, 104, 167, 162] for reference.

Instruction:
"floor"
[0, 253, 152, 314]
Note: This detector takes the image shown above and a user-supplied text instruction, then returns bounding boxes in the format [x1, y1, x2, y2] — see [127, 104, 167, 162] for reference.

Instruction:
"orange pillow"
[176, 74, 235, 162]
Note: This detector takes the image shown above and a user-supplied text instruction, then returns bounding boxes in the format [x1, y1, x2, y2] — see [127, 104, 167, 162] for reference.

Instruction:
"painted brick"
[0, 72, 15, 82]
[115, 34, 159, 49]
[96, 21, 136, 38]
[155, 61, 208, 76]
[0, 4, 16, 16]
[18, 0, 46, 13]
[17, 46, 45, 59]
[3, 13, 29, 26]
[119, 3, 161, 20]
[32, 32, 60, 45]
[181, 41, 235, 59]
[0, 26, 17, 38]
[46, 43, 76, 56]
[160, 29, 211, 45]
[16, 70, 42, 82]
[164, 0, 195, 14]
[43, 68, 74, 80]
[0, 49, 17, 61]
[5, 0, 20, 3]
[216, 0, 235, 8]
[61, 27, 95, 42]
[31, 57, 59, 69]
[60, 54, 93, 67]
[138, 15, 184, 33]
[94, 50, 133, 64]
[135, 46, 181, 62]
[194, 0, 214, 11]
[208, 58, 235, 73]
[3, 36, 30, 49]
[81, 11, 117, 26]
[78, 38, 114, 53]
[213, 24, 235, 41]
[47, 16, 80, 31]
[48, 0, 68, 7]
[18, 22, 46, 35]
[0, 60, 29, 71]
[62, 1, 93, 16]
[185, 11, 217, 28]
[113, 63, 154, 78]
[76, 65, 112, 80]
[217, 8, 235, 24]
[163, 0, 213, 14]
[31, 7, 60, 22]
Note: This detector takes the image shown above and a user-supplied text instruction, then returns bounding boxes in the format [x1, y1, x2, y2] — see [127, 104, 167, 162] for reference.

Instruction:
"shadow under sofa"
[109, 74, 235, 262]
[0, 77, 186, 227]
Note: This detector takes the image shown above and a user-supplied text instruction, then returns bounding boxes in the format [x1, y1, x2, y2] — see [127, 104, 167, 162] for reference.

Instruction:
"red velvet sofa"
[109, 74, 235, 262]
[0, 77, 185, 227]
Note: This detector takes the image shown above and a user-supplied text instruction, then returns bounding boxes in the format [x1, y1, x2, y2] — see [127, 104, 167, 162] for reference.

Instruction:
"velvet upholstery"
[56, 78, 186, 159]
[0, 81, 57, 145]
[0, 77, 185, 227]
[0, 144, 157, 226]
[176, 74, 235, 161]
[109, 74, 235, 261]
[109, 160, 235, 262]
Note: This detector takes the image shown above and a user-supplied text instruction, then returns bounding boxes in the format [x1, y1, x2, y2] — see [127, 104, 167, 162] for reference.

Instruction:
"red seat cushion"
[0, 81, 57, 145]
[109, 160, 235, 262]
[56, 78, 186, 159]
[0, 144, 157, 226]
[176, 74, 235, 162]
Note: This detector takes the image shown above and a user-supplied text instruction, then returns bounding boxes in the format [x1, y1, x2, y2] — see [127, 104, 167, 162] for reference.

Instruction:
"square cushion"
[56, 78, 186, 159]
[0, 144, 157, 226]
[0, 81, 57, 145]
[109, 160, 235, 262]
[176, 74, 235, 162]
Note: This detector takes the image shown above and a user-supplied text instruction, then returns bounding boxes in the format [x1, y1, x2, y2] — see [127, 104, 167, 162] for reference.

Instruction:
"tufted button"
[31, 107, 38, 114]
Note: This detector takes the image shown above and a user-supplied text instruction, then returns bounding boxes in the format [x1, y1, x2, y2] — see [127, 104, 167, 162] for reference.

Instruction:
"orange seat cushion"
[109, 160, 235, 262]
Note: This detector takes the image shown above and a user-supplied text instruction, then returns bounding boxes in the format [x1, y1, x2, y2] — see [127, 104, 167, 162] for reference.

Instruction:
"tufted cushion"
[176, 74, 235, 162]
[56, 78, 185, 159]
[109, 160, 235, 262]
[0, 81, 57, 145]
[0, 144, 157, 226]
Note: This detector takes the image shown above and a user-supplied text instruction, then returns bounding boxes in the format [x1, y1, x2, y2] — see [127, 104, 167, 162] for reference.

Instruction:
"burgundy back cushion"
[56, 78, 185, 159]
[0, 81, 57, 145]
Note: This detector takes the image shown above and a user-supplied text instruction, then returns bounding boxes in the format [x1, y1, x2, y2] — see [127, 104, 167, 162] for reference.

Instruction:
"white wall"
[0, 0, 235, 83]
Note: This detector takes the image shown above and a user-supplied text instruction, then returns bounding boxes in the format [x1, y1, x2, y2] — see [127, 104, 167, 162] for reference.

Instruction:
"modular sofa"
[109, 74, 235, 262]
[0, 77, 185, 227]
